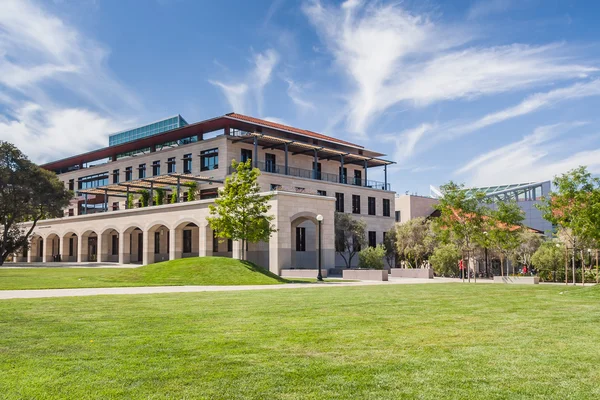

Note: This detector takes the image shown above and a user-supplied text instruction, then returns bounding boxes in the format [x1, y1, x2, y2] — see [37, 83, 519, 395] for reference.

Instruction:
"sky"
[1, 0, 600, 196]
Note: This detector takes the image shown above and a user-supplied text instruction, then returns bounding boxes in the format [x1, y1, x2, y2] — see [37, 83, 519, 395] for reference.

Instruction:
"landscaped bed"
[0, 284, 599, 399]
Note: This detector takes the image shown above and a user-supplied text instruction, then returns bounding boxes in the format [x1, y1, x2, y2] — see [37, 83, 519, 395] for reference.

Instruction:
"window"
[167, 157, 176, 173]
[227, 239, 233, 252]
[339, 167, 347, 184]
[69, 238, 74, 257]
[68, 179, 74, 191]
[368, 197, 376, 215]
[213, 231, 219, 253]
[395, 211, 401, 222]
[352, 235, 361, 252]
[335, 192, 344, 212]
[270, 183, 282, 191]
[112, 202, 119, 211]
[317, 190, 327, 196]
[241, 149, 252, 163]
[78, 172, 108, 190]
[295, 187, 305, 193]
[352, 195, 361, 214]
[353, 170, 362, 186]
[183, 230, 192, 253]
[112, 235, 118, 256]
[368, 231, 377, 248]
[138, 164, 146, 179]
[125, 167, 132, 181]
[183, 154, 192, 174]
[112, 169, 119, 184]
[200, 188, 218, 199]
[154, 232, 160, 254]
[201, 148, 218, 171]
[383, 199, 391, 217]
[68, 209, 74, 217]
[313, 162, 322, 180]
[265, 153, 276, 173]
[152, 160, 160, 176]
[296, 227, 306, 251]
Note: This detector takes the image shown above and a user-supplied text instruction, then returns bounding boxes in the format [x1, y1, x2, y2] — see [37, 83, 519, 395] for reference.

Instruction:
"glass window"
[368, 231, 376, 248]
[152, 160, 160, 176]
[68, 179, 74, 191]
[335, 193, 344, 212]
[201, 148, 218, 171]
[241, 149, 252, 163]
[352, 195, 361, 214]
[353, 170, 362, 186]
[339, 167, 347, 184]
[383, 199, 391, 217]
[167, 157, 176, 173]
[183, 230, 192, 253]
[317, 190, 327, 196]
[270, 184, 282, 191]
[112, 235, 118, 255]
[395, 211, 401, 222]
[112, 169, 119, 184]
[296, 227, 306, 252]
[154, 232, 160, 254]
[265, 153, 276, 173]
[213, 231, 219, 253]
[183, 154, 192, 174]
[125, 167, 132, 181]
[138, 164, 146, 179]
[77, 172, 109, 190]
[368, 197, 376, 215]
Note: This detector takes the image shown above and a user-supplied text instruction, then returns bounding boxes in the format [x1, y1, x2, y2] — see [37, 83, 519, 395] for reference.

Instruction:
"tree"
[395, 217, 432, 268]
[433, 181, 490, 277]
[0, 142, 71, 265]
[488, 201, 524, 276]
[335, 212, 366, 268]
[512, 230, 543, 270]
[170, 193, 177, 204]
[429, 243, 461, 277]
[358, 245, 385, 269]
[138, 189, 150, 207]
[207, 160, 276, 260]
[383, 228, 398, 268]
[154, 188, 166, 206]
[531, 241, 565, 282]
[186, 182, 198, 201]
[127, 194, 134, 209]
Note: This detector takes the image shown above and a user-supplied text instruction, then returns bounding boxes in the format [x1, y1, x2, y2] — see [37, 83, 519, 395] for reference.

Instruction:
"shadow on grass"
[240, 261, 289, 284]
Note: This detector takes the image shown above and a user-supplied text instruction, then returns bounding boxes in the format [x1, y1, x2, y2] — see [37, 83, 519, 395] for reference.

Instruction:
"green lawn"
[0, 257, 285, 289]
[1, 284, 599, 399]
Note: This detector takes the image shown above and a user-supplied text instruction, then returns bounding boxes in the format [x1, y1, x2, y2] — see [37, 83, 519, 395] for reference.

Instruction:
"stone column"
[41, 237, 48, 263]
[232, 240, 242, 260]
[78, 235, 87, 263]
[96, 233, 104, 263]
[99, 233, 110, 262]
[142, 230, 152, 265]
[26, 241, 33, 263]
[199, 224, 213, 257]
[119, 233, 131, 264]
[169, 228, 181, 260]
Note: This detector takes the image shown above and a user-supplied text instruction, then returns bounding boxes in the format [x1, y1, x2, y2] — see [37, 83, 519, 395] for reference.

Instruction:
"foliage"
[0, 142, 71, 265]
[170, 193, 177, 204]
[383, 228, 398, 268]
[334, 212, 366, 268]
[395, 217, 433, 268]
[126, 194, 134, 209]
[207, 160, 276, 260]
[186, 182, 198, 201]
[511, 231, 543, 269]
[138, 189, 150, 207]
[358, 245, 386, 269]
[429, 243, 461, 277]
[154, 188, 166, 206]
[487, 200, 524, 276]
[531, 241, 565, 282]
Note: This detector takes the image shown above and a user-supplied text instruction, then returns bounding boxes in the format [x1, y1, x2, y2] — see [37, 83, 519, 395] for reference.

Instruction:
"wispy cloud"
[0, 0, 141, 163]
[303, 0, 596, 135]
[467, 0, 513, 20]
[285, 79, 316, 112]
[210, 49, 279, 116]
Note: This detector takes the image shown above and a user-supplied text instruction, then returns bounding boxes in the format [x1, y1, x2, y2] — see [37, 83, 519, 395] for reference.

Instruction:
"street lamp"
[316, 214, 324, 281]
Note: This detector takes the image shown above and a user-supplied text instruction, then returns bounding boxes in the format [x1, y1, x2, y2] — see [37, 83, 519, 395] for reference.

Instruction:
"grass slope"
[1, 284, 599, 399]
[0, 257, 285, 290]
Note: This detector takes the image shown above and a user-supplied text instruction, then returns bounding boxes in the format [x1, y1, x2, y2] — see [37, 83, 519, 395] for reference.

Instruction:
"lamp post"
[316, 214, 324, 282]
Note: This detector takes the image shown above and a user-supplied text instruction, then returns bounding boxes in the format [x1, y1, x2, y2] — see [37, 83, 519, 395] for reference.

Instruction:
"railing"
[229, 161, 391, 191]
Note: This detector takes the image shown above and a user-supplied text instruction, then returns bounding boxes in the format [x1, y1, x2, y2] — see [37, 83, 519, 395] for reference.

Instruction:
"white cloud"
[210, 49, 279, 116]
[285, 79, 316, 111]
[303, 0, 596, 135]
[454, 122, 598, 185]
[467, 0, 513, 20]
[379, 123, 434, 163]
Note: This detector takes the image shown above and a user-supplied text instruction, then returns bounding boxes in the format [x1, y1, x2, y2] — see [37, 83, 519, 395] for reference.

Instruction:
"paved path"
[3, 262, 137, 269]
[0, 278, 478, 300]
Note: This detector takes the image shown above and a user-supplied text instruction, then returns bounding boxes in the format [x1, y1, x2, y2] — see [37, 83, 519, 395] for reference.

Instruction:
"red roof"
[225, 113, 363, 149]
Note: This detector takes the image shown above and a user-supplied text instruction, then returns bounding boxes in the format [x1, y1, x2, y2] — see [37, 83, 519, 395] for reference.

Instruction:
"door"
[88, 237, 97, 262]
[137, 232, 143, 262]
[354, 170, 362, 186]
[265, 153, 276, 173]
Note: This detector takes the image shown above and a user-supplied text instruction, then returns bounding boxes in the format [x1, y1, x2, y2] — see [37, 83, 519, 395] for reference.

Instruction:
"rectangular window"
[183, 154, 192, 174]
[125, 167, 132, 181]
[69, 237, 74, 257]
[152, 160, 160, 176]
[227, 239, 233, 252]
[352, 195, 361, 214]
[138, 164, 146, 179]
[395, 211, 401, 222]
[335, 192, 344, 212]
[200, 188, 218, 199]
[213, 231, 219, 253]
[339, 167, 347, 184]
[383, 199, 391, 217]
[270, 183, 282, 191]
[183, 230, 192, 253]
[313, 162, 322, 180]
[296, 227, 306, 252]
[154, 232, 160, 254]
[368, 231, 377, 248]
[77, 172, 109, 190]
[68, 179, 74, 191]
[354, 170, 362, 186]
[112, 202, 119, 211]
[368, 197, 376, 215]
[265, 153, 276, 173]
[295, 187, 305, 193]
[167, 157, 176, 173]
[201, 148, 219, 171]
[112, 169, 119, 184]
[317, 190, 327, 196]
[241, 149, 252, 163]
[112, 235, 118, 256]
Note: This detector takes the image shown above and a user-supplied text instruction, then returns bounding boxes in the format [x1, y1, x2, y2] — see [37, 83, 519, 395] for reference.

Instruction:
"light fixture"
[316, 214, 324, 222]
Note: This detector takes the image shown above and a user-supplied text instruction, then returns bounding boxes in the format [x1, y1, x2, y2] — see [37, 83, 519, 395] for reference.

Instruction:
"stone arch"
[61, 231, 79, 263]
[29, 233, 44, 262]
[43, 232, 61, 262]
[99, 226, 120, 263]
[173, 220, 202, 259]
[80, 229, 99, 262]
[120, 225, 144, 265]
[146, 222, 171, 264]
[290, 211, 321, 269]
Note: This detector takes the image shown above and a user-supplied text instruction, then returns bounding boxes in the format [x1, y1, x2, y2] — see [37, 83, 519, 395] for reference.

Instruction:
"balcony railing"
[229, 161, 391, 191]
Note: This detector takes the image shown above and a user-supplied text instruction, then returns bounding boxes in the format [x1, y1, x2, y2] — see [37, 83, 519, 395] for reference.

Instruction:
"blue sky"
[1, 0, 600, 195]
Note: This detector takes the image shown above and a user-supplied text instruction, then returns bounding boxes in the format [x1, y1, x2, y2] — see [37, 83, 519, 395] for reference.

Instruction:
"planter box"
[280, 269, 328, 278]
[343, 269, 388, 281]
[493, 276, 539, 284]
[390, 268, 434, 279]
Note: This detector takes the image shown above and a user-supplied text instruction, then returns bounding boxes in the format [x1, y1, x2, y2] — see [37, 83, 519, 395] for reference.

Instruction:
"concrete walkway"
[3, 262, 137, 269]
[0, 278, 473, 300]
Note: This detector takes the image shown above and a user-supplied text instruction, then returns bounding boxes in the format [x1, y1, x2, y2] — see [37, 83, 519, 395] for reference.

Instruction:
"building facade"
[15, 113, 396, 275]
[394, 194, 439, 224]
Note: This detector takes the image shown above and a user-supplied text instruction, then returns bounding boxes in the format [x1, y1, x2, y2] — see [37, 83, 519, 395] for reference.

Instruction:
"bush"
[429, 243, 460, 277]
[358, 245, 385, 270]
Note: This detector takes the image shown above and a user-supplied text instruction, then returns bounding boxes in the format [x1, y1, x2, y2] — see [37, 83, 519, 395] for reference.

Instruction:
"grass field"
[0, 257, 285, 289]
[1, 284, 599, 399]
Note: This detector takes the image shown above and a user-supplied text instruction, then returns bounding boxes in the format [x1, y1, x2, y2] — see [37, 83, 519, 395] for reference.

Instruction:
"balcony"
[229, 161, 391, 191]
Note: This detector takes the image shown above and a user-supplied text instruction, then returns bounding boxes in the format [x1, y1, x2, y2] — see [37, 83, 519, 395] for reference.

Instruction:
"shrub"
[358, 245, 385, 269]
[430, 243, 460, 277]
[170, 193, 177, 204]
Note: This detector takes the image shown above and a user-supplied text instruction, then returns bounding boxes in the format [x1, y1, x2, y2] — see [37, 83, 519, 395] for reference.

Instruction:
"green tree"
[0, 142, 71, 265]
[395, 217, 432, 268]
[429, 243, 461, 277]
[531, 241, 565, 282]
[511, 230, 543, 270]
[207, 160, 275, 260]
[383, 228, 398, 268]
[138, 189, 150, 207]
[154, 188, 166, 206]
[358, 245, 385, 269]
[170, 193, 177, 204]
[335, 212, 366, 268]
[488, 201, 524, 276]
[127, 194, 134, 209]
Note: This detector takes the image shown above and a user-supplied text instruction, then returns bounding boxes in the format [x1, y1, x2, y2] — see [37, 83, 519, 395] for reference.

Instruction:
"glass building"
[109, 115, 189, 146]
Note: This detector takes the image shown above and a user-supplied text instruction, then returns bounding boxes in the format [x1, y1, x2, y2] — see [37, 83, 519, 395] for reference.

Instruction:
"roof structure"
[430, 181, 550, 200]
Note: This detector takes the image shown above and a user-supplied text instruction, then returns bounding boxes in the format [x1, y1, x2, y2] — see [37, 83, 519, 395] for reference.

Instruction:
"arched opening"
[291, 214, 319, 269]
[61, 232, 78, 263]
[174, 221, 200, 259]
[44, 233, 61, 262]
[80, 230, 99, 262]
[147, 223, 171, 264]
[99, 228, 120, 263]
[122, 226, 143, 264]
[29, 234, 43, 263]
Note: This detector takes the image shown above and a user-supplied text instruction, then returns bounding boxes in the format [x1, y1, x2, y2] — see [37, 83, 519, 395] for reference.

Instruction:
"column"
[97, 233, 104, 263]
[199, 224, 213, 257]
[232, 240, 242, 260]
[313, 149, 318, 180]
[41, 237, 48, 263]
[77, 236, 86, 263]
[119, 233, 131, 264]
[340, 155, 345, 184]
[284, 143, 289, 175]
[169, 228, 181, 260]
[99, 233, 110, 262]
[142, 230, 152, 265]
[26, 241, 33, 263]
[364, 160, 368, 187]
[253, 136, 258, 168]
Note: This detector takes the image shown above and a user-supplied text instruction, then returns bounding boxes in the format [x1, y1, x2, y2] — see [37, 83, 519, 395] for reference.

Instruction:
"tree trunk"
[500, 255, 504, 277]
